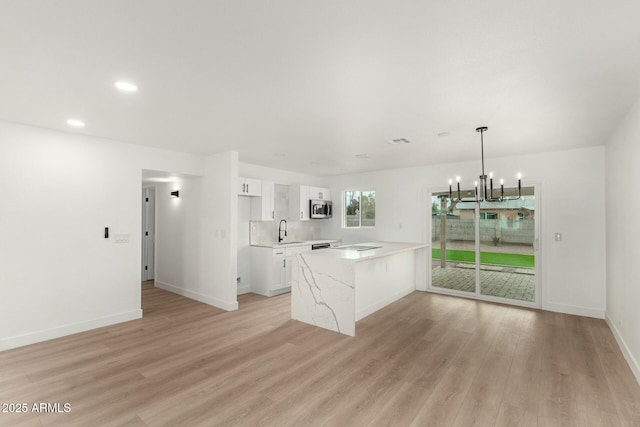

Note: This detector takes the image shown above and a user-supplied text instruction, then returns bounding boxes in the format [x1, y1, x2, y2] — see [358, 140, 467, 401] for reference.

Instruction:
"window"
[344, 190, 376, 228]
[479, 212, 498, 220]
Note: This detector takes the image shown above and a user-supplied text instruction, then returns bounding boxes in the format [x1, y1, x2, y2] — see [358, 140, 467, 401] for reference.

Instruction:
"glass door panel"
[479, 187, 536, 302]
[431, 193, 476, 293]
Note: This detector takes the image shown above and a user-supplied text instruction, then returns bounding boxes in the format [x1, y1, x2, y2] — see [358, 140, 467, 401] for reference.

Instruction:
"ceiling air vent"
[386, 138, 412, 145]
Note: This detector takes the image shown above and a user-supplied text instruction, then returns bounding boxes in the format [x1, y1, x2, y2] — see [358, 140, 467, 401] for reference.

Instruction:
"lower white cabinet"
[251, 245, 312, 296]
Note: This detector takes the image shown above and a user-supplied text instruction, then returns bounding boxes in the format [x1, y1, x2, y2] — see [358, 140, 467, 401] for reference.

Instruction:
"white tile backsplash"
[250, 220, 322, 244]
[251, 183, 324, 244]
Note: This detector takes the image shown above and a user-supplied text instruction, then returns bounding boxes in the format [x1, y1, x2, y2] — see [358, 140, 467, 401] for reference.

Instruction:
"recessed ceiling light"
[386, 138, 412, 145]
[115, 81, 138, 92]
[66, 119, 85, 128]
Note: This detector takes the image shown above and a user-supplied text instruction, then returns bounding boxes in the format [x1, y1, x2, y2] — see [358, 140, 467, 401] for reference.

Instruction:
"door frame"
[142, 186, 156, 281]
[425, 181, 542, 309]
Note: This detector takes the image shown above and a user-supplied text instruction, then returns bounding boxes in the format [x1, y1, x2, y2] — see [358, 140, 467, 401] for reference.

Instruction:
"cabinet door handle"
[272, 210, 274, 219]
[300, 211, 303, 219]
[283, 259, 286, 268]
[246, 183, 249, 193]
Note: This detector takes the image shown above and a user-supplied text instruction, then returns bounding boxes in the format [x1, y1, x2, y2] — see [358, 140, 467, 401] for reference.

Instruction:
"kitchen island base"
[291, 242, 426, 336]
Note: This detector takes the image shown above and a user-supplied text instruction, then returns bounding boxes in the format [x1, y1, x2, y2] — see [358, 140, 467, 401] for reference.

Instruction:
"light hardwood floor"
[1, 281, 639, 426]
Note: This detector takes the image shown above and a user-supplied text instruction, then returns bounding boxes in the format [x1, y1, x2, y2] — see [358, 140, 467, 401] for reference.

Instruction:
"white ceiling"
[1, 1, 639, 176]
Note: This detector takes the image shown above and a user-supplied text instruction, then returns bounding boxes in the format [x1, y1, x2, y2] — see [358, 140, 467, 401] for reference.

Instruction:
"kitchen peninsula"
[291, 242, 427, 336]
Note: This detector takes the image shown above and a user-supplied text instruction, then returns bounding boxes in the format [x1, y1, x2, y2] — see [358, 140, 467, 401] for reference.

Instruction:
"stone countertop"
[251, 239, 341, 249]
[303, 241, 428, 262]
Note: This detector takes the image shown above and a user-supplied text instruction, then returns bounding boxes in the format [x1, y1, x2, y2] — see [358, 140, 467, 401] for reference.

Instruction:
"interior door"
[142, 187, 155, 281]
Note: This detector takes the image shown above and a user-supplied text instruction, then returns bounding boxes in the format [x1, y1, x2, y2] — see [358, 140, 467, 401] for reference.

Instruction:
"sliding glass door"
[430, 186, 538, 306]
[431, 195, 476, 294]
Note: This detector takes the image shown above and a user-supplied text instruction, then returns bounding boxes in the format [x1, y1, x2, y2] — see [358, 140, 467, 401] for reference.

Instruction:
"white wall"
[154, 177, 205, 298]
[154, 152, 239, 310]
[0, 120, 204, 351]
[323, 146, 607, 318]
[605, 97, 640, 383]
[239, 162, 329, 187]
[201, 152, 239, 309]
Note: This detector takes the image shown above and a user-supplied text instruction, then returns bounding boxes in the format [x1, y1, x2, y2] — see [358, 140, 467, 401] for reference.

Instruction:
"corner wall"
[605, 97, 640, 383]
[154, 152, 239, 310]
[324, 146, 607, 318]
[0, 120, 204, 351]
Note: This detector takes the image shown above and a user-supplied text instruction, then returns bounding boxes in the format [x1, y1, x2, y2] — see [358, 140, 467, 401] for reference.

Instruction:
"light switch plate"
[554, 233, 562, 242]
[113, 233, 130, 243]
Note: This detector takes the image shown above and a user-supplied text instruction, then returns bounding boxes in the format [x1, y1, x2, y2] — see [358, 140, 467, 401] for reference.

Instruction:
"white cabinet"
[289, 185, 311, 221]
[284, 245, 313, 287]
[251, 245, 312, 296]
[272, 250, 285, 290]
[250, 180, 275, 221]
[309, 186, 331, 201]
[238, 177, 261, 196]
[290, 185, 332, 220]
[251, 247, 285, 296]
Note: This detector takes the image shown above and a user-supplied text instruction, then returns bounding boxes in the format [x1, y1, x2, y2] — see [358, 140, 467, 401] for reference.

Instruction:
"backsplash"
[250, 220, 322, 244]
[250, 183, 323, 244]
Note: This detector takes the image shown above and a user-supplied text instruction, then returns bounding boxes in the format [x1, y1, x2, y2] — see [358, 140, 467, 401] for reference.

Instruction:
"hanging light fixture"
[448, 127, 521, 202]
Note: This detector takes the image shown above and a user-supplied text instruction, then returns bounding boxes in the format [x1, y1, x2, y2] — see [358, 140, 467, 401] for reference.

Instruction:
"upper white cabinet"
[309, 186, 331, 201]
[289, 185, 332, 220]
[289, 185, 310, 221]
[251, 180, 275, 221]
[238, 177, 262, 196]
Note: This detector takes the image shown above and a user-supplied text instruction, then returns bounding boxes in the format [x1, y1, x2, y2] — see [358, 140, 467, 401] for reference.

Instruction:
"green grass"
[432, 248, 535, 268]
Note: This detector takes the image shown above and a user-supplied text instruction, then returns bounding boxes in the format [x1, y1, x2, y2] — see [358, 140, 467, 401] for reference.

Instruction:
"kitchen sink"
[277, 241, 304, 245]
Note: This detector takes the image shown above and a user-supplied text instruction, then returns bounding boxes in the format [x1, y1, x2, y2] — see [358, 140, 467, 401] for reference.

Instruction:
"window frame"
[342, 189, 376, 229]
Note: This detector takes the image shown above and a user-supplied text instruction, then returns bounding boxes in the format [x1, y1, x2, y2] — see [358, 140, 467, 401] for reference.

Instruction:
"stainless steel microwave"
[310, 199, 332, 219]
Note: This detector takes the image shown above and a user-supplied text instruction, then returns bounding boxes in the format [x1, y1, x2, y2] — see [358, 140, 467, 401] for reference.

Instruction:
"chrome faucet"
[278, 219, 287, 243]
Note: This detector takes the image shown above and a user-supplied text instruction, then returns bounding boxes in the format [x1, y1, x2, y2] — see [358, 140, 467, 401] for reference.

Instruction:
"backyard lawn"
[432, 248, 535, 268]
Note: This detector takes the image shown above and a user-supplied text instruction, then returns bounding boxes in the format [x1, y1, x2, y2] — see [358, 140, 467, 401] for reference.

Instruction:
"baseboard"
[0, 309, 142, 352]
[268, 287, 291, 297]
[543, 302, 605, 319]
[155, 281, 238, 311]
[237, 285, 251, 295]
[605, 313, 640, 387]
[356, 286, 415, 321]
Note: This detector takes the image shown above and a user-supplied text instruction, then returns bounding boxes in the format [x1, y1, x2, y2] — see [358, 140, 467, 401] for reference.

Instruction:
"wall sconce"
[170, 190, 180, 198]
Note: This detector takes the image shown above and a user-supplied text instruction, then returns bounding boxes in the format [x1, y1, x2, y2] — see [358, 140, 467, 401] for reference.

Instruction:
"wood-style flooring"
[0, 281, 639, 426]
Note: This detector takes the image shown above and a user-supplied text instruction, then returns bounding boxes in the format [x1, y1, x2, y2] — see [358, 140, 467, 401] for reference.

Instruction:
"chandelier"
[448, 127, 521, 202]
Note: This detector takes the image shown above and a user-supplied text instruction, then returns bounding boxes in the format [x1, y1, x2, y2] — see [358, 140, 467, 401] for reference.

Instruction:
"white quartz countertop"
[251, 239, 341, 249]
[305, 241, 428, 262]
